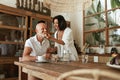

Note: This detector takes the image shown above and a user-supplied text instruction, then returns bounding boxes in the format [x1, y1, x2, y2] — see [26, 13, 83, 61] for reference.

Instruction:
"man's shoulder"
[44, 38, 49, 42]
[29, 36, 36, 40]
[26, 36, 36, 42]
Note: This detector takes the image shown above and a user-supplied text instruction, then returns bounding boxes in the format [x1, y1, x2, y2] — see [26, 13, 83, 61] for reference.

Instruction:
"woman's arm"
[50, 36, 65, 45]
[45, 33, 65, 45]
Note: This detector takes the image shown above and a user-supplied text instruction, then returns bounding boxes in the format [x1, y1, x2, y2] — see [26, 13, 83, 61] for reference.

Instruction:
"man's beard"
[37, 32, 45, 38]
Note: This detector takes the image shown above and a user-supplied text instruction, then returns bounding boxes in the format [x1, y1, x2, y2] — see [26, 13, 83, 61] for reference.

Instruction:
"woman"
[46, 15, 79, 61]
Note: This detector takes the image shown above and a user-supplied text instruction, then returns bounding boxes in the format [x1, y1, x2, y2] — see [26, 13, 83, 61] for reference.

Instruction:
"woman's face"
[53, 19, 59, 30]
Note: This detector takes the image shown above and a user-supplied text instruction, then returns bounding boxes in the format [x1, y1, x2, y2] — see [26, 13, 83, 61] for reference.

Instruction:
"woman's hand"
[44, 33, 52, 39]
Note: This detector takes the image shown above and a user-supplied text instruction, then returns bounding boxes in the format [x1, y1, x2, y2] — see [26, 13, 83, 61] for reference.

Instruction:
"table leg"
[18, 66, 22, 80]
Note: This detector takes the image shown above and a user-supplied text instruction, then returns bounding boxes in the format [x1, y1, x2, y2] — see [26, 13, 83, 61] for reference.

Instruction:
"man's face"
[36, 23, 47, 38]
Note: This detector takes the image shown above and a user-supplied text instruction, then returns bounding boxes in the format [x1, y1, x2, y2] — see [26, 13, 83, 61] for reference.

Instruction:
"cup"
[81, 54, 88, 63]
[37, 56, 47, 62]
[37, 56, 44, 61]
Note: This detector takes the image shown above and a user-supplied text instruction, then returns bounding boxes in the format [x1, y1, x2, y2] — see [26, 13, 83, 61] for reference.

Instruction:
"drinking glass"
[81, 54, 88, 63]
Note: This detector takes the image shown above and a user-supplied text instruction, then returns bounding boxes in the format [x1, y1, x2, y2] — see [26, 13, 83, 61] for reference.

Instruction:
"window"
[83, 0, 120, 46]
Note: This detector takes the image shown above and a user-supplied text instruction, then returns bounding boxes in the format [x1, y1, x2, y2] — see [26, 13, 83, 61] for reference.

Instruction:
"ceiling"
[43, 0, 92, 13]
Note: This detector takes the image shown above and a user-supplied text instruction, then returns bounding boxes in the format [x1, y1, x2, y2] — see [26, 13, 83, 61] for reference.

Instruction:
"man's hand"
[47, 47, 57, 54]
[45, 53, 52, 60]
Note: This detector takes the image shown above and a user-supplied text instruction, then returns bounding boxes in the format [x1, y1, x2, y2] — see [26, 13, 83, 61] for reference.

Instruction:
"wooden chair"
[57, 69, 120, 80]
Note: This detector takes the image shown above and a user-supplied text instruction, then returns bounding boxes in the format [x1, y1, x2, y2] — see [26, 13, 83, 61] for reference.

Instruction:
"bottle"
[111, 47, 118, 54]
[62, 50, 70, 62]
[111, 43, 117, 54]
[99, 44, 105, 54]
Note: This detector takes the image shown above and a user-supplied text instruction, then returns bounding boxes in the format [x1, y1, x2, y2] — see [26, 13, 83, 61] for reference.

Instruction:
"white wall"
[70, 12, 83, 47]
[0, 0, 16, 8]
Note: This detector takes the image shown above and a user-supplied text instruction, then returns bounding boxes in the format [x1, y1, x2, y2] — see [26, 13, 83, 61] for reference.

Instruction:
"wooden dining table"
[14, 61, 120, 80]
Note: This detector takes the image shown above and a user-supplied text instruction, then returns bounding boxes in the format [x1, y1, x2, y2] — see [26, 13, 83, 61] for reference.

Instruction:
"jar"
[98, 45, 105, 54]
[0, 74, 5, 79]
[62, 50, 70, 62]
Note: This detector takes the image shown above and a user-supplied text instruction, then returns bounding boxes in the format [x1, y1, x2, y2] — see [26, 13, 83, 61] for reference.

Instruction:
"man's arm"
[22, 47, 37, 61]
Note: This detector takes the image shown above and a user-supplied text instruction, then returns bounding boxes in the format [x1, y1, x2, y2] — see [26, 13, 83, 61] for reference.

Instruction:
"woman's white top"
[25, 35, 50, 56]
[54, 27, 79, 61]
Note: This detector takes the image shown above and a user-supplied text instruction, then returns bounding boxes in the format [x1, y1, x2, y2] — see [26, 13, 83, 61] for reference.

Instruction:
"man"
[22, 20, 51, 80]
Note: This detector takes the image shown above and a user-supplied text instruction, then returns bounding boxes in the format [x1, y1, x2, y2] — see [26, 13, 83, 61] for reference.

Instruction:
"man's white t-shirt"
[25, 35, 50, 56]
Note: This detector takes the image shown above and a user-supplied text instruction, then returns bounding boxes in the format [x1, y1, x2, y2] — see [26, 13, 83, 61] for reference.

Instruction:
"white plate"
[35, 60, 49, 63]
[106, 62, 120, 69]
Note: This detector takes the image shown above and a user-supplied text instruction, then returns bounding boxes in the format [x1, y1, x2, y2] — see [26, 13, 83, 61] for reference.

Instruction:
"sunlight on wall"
[0, 0, 16, 7]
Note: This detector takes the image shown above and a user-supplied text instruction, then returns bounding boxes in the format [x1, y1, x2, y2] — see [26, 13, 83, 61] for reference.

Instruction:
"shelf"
[0, 24, 26, 31]
[87, 53, 111, 57]
[0, 4, 52, 80]
[0, 57, 18, 64]
[84, 28, 105, 33]
[79, 53, 111, 57]
[0, 41, 24, 45]
[2, 77, 18, 80]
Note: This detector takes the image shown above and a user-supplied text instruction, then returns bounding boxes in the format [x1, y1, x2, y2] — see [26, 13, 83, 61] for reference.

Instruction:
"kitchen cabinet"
[0, 4, 28, 80]
[0, 4, 52, 80]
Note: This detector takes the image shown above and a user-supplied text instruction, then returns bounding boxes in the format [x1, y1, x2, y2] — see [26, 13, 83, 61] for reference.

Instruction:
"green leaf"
[91, 2, 96, 13]
[97, 0, 101, 13]
[85, 23, 96, 26]
[87, 11, 93, 15]
[115, 0, 120, 7]
[93, 32, 101, 42]
[111, 0, 117, 8]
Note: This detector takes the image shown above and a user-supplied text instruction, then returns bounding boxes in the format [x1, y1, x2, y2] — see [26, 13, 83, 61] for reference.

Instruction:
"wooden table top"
[14, 61, 120, 77]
